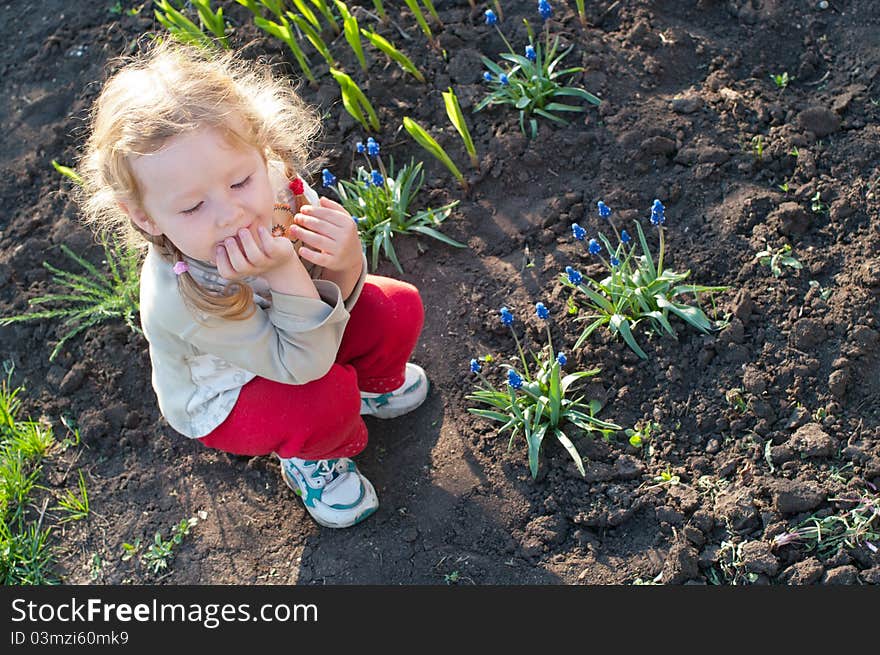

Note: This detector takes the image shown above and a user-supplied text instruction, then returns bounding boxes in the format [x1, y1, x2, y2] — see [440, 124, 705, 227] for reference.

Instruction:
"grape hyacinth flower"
[572, 223, 586, 241]
[525, 45, 536, 62]
[484, 8, 497, 25]
[470, 358, 482, 374]
[507, 369, 524, 390]
[370, 170, 384, 187]
[355, 141, 365, 153]
[483, 71, 493, 82]
[597, 201, 612, 218]
[500, 306, 514, 326]
[322, 168, 336, 187]
[499, 74, 509, 86]
[588, 238, 602, 255]
[621, 229, 632, 244]
[535, 302, 549, 319]
[538, 0, 552, 21]
[556, 352, 567, 366]
[610, 256, 620, 267]
[650, 199, 666, 225]
[565, 266, 583, 285]
[366, 137, 380, 157]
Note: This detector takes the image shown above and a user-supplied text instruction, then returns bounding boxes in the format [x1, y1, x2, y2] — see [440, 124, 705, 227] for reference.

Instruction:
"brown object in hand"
[272, 203, 303, 253]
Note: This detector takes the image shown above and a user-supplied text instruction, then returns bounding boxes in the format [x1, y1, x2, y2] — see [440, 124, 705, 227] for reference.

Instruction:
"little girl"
[76, 41, 427, 529]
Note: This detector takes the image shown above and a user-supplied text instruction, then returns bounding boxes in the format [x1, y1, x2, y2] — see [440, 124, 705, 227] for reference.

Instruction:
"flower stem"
[658, 225, 665, 274]
[494, 24, 514, 56]
[510, 326, 530, 381]
[544, 323, 554, 360]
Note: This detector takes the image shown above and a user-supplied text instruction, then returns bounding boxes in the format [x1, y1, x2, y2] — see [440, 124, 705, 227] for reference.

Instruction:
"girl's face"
[124, 125, 275, 265]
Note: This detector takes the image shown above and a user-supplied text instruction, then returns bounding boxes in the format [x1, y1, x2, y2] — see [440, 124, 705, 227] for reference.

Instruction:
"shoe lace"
[311, 459, 345, 485]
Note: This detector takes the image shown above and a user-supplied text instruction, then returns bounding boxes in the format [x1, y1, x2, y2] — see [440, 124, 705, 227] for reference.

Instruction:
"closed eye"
[181, 176, 251, 214]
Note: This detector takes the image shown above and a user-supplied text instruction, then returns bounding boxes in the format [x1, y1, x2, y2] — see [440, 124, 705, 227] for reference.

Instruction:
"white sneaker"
[279, 456, 378, 528]
[360, 363, 429, 419]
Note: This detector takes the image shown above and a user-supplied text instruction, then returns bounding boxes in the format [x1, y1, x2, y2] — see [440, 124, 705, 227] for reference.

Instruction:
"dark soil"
[1, 0, 878, 585]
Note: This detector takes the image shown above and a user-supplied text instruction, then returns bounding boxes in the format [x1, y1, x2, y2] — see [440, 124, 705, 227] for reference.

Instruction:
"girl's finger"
[237, 228, 269, 268]
[214, 245, 239, 280]
[297, 246, 331, 268]
[318, 195, 347, 213]
[296, 206, 349, 230]
[222, 237, 250, 273]
[293, 213, 342, 238]
[290, 224, 336, 253]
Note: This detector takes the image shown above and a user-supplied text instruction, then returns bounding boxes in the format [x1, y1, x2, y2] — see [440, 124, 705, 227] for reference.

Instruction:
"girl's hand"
[215, 225, 299, 281]
[289, 197, 362, 273]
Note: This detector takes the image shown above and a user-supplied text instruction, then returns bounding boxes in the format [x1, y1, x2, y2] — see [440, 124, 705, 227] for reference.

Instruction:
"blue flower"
[571, 223, 586, 241]
[610, 256, 620, 267]
[366, 137, 380, 157]
[535, 302, 549, 319]
[484, 9, 497, 25]
[556, 352, 567, 366]
[353, 216, 362, 224]
[650, 199, 666, 225]
[525, 45, 536, 62]
[355, 141, 365, 154]
[370, 170, 384, 187]
[507, 369, 524, 390]
[597, 201, 612, 218]
[321, 168, 336, 187]
[565, 266, 583, 285]
[588, 238, 602, 255]
[499, 74, 509, 86]
[483, 71, 493, 82]
[470, 358, 482, 374]
[538, 0, 552, 21]
[621, 229, 632, 244]
[500, 306, 514, 326]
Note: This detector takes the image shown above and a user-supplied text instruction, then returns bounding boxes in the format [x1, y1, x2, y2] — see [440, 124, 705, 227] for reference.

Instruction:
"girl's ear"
[117, 200, 163, 236]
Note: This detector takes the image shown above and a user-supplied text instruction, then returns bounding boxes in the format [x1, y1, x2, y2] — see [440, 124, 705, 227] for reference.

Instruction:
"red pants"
[199, 275, 424, 460]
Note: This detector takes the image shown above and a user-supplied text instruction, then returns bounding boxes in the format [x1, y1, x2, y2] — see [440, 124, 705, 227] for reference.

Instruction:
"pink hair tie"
[173, 261, 189, 275]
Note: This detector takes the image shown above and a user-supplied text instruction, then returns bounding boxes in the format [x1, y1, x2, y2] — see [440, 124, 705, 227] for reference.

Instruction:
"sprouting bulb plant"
[770, 72, 792, 89]
[475, 10, 600, 138]
[561, 200, 727, 360]
[467, 304, 620, 479]
[755, 243, 803, 278]
[323, 138, 463, 273]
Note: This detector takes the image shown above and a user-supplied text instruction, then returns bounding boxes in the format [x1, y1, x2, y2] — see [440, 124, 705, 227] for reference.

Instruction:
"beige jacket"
[138, 166, 367, 438]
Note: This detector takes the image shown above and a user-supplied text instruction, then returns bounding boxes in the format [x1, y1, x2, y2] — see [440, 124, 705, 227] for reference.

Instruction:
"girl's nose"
[216, 201, 245, 228]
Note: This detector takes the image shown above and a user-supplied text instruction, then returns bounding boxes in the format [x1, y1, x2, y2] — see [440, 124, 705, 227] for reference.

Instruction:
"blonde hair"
[77, 39, 322, 320]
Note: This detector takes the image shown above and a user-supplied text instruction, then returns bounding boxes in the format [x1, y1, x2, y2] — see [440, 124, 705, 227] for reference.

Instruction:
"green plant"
[287, 12, 334, 66]
[562, 200, 727, 360]
[53, 471, 90, 523]
[574, 0, 587, 26]
[142, 517, 197, 575]
[810, 191, 827, 214]
[121, 538, 141, 562]
[154, 0, 230, 49]
[442, 87, 479, 171]
[253, 15, 316, 85]
[51, 160, 84, 186]
[335, 1, 366, 72]
[0, 371, 61, 584]
[110, 1, 144, 15]
[625, 420, 659, 455]
[772, 488, 879, 559]
[308, 0, 339, 33]
[476, 19, 600, 138]
[755, 242, 802, 278]
[324, 142, 463, 273]
[770, 72, 792, 89]
[725, 388, 747, 413]
[0, 230, 142, 362]
[750, 134, 765, 161]
[403, 117, 467, 191]
[360, 28, 424, 82]
[402, 0, 433, 41]
[467, 305, 620, 479]
[370, 0, 387, 23]
[329, 68, 379, 132]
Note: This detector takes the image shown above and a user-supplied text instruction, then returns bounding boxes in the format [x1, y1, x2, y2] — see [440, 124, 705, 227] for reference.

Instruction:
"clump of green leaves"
[770, 72, 792, 89]
[53, 471, 90, 523]
[467, 305, 620, 479]
[476, 20, 600, 138]
[141, 517, 197, 575]
[625, 420, 659, 455]
[0, 231, 142, 361]
[0, 368, 84, 584]
[772, 488, 879, 559]
[154, 0, 230, 49]
[755, 243, 802, 278]
[403, 117, 467, 191]
[442, 87, 479, 171]
[330, 68, 380, 132]
[324, 140, 463, 273]
[562, 200, 727, 360]
[360, 28, 424, 82]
